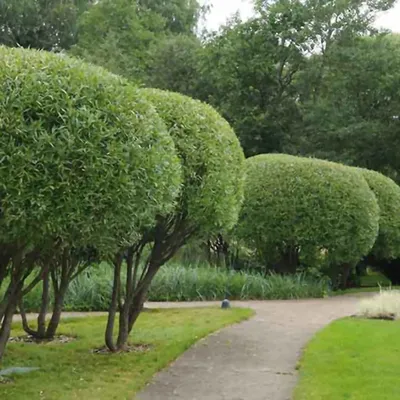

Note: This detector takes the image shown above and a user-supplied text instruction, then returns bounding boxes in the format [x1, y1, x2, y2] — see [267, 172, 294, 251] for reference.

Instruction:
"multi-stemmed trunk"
[105, 243, 156, 352]
[0, 246, 42, 361]
[0, 284, 21, 359]
[19, 248, 91, 341]
[328, 262, 356, 290]
[105, 216, 195, 352]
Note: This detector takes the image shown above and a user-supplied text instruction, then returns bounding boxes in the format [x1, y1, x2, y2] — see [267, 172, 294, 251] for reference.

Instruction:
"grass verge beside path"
[294, 318, 400, 400]
[0, 307, 253, 400]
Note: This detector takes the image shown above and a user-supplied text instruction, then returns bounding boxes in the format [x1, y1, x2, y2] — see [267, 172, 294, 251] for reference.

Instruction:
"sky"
[202, 0, 400, 33]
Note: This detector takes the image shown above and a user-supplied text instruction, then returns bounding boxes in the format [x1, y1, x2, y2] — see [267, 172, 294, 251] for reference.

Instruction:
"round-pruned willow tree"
[0, 47, 181, 358]
[236, 154, 380, 287]
[356, 168, 400, 284]
[103, 88, 245, 352]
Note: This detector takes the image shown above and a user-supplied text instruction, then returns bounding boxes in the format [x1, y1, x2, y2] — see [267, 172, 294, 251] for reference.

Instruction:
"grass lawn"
[0, 307, 253, 400]
[360, 272, 391, 287]
[294, 318, 400, 400]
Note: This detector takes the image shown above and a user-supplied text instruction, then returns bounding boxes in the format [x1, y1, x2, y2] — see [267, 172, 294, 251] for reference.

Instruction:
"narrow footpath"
[137, 296, 363, 400]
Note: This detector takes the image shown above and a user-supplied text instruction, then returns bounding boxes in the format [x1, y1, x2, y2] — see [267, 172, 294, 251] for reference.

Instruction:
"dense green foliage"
[4, 0, 400, 181]
[358, 169, 400, 260]
[0, 0, 90, 50]
[71, 0, 203, 84]
[198, 15, 304, 156]
[296, 34, 400, 180]
[0, 46, 181, 251]
[237, 154, 380, 272]
[195, 0, 396, 157]
[6, 0, 400, 183]
[140, 89, 245, 236]
[146, 35, 202, 96]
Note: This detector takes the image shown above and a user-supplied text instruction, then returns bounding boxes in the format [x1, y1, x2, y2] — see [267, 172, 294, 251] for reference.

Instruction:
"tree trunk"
[105, 255, 122, 352]
[0, 283, 13, 322]
[0, 297, 17, 361]
[37, 270, 50, 338]
[127, 262, 161, 334]
[45, 282, 68, 339]
[128, 292, 145, 333]
[116, 308, 130, 351]
[105, 217, 195, 352]
[339, 263, 352, 290]
[274, 247, 299, 274]
[0, 246, 41, 359]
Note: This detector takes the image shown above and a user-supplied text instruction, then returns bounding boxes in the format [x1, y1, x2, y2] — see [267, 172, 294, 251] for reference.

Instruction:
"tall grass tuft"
[357, 288, 400, 320]
[16, 263, 328, 312]
[149, 264, 327, 301]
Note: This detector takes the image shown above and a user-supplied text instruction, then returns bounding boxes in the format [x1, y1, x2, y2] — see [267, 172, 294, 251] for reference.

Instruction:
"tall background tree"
[0, 0, 91, 50]
[71, 0, 205, 84]
[294, 34, 400, 180]
[197, 15, 305, 156]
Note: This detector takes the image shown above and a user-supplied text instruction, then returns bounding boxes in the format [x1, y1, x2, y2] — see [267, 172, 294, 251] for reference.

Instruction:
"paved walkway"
[137, 296, 365, 400]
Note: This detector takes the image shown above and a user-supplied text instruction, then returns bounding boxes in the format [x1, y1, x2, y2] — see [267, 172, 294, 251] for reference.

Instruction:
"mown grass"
[0, 307, 253, 400]
[14, 263, 328, 312]
[360, 272, 391, 287]
[294, 318, 400, 400]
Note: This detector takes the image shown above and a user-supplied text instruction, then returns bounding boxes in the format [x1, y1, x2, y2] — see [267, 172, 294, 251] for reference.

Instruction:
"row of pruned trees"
[0, 46, 245, 360]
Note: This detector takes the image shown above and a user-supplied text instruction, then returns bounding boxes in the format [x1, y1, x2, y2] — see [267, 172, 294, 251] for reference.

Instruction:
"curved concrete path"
[137, 296, 365, 400]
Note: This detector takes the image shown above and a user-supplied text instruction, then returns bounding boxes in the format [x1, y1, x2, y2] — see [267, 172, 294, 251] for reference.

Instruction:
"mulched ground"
[8, 334, 76, 344]
[92, 343, 152, 354]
